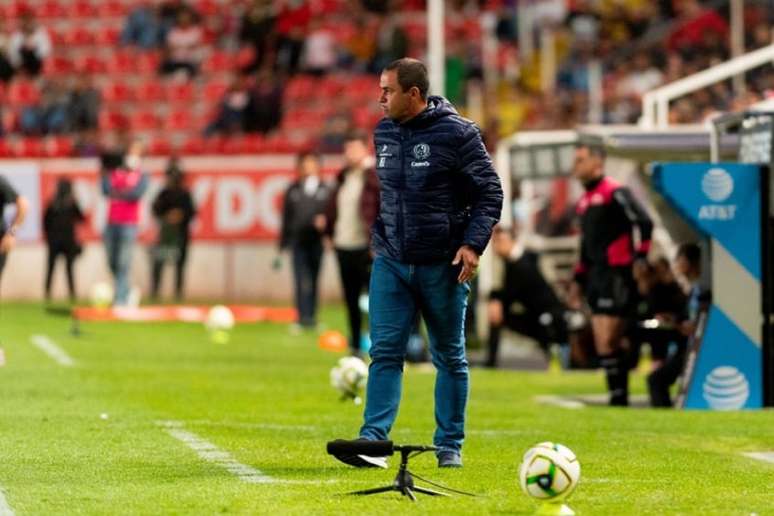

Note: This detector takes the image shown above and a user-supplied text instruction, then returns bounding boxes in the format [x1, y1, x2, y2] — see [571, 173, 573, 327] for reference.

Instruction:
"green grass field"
[1, 303, 772, 515]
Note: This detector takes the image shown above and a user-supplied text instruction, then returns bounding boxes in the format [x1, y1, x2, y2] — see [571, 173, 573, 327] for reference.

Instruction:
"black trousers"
[151, 244, 188, 301]
[45, 245, 77, 301]
[335, 248, 371, 353]
[647, 346, 687, 407]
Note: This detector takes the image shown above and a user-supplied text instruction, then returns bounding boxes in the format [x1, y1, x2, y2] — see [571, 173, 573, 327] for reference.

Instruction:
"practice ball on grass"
[330, 356, 368, 401]
[318, 330, 347, 352]
[206, 305, 235, 332]
[519, 442, 580, 501]
[90, 282, 114, 308]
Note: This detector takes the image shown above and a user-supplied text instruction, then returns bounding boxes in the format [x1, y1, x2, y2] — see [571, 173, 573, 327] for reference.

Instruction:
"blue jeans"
[104, 224, 137, 306]
[360, 256, 470, 454]
[291, 241, 323, 327]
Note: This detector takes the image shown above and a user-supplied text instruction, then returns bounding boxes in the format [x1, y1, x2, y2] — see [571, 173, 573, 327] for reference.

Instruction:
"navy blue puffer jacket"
[371, 96, 503, 264]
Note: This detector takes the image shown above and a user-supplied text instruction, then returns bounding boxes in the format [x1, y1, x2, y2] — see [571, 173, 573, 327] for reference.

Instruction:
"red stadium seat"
[129, 111, 160, 131]
[195, 0, 219, 17]
[73, 55, 107, 74]
[43, 136, 73, 157]
[136, 52, 161, 74]
[65, 26, 95, 46]
[165, 110, 192, 131]
[106, 50, 137, 75]
[98, 111, 127, 131]
[7, 81, 41, 105]
[242, 134, 265, 153]
[201, 51, 234, 73]
[203, 80, 228, 102]
[181, 135, 205, 155]
[37, 0, 65, 18]
[135, 80, 164, 102]
[102, 82, 134, 104]
[68, 0, 95, 18]
[94, 26, 120, 46]
[96, 0, 127, 17]
[0, 139, 12, 158]
[148, 137, 172, 156]
[43, 56, 72, 76]
[166, 82, 194, 103]
[15, 137, 45, 157]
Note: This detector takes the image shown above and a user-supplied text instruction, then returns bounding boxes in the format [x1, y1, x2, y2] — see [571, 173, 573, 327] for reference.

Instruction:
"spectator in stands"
[616, 51, 664, 102]
[371, 14, 408, 72]
[343, 17, 376, 72]
[278, 151, 332, 331]
[205, 74, 256, 135]
[647, 243, 704, 407]
[240, 0, 277, 73]
[274, 0, 311, 75]
[302, 19, 338, 76]
[323, 130, 379, 355]
[485, 225, 568, 368]
[318, 112, 353, 153]
[150, 157, 196, 301]
[68, 76, 101, 132]
[667, 0, 728, 55]
[0, 175, 29, 289]
[19, 79, 70, 135]
[568, 142, 653, 406]
[0, 19, 14, 83]
[43, 179, 85, 302]
[101, 140, 149, 306]
[160, 9, 204, 79]
[254, 70, 282, 134]
[121, 1, 163, 49]
[8, 11, 52, 77]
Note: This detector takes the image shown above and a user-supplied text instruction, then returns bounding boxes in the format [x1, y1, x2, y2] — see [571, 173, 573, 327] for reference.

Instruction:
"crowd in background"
[0, 0, 771, 157]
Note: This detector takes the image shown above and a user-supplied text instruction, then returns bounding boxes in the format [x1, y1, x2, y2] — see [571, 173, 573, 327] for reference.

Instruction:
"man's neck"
[397, 100, 429, 124]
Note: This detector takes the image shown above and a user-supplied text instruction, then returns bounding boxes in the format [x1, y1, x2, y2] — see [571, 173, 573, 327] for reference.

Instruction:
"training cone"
[318, 330, 347, 352]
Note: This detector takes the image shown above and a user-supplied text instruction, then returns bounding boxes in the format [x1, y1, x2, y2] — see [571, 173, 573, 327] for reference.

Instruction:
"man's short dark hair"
[344, 129, 369, 145]
[677, 243, 701, 268]
[296, 150, 320, 166]
[575, 142, 606, 159]
[384, 58, 429, 100]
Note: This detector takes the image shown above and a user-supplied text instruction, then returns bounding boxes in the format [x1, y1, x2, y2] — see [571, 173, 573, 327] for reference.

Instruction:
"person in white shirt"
[8, 12, 52, 77]
[161, 9, 203, 78]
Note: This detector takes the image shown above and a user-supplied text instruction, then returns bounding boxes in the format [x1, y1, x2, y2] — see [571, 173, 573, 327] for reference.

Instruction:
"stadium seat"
[202, 51, 234, 73]
[242, 134, 265, 154]
[129, 111, 160, 131]
[0, 139, 11, 158]
[135, 80, 165, 102]
[147, 137, 172, 156]
[106, 51, 137, 75]
[136, 52, 161, 74]
[102, 82, 134, 104]
[166, 82, 194, 103]
[7, 81, 41, 105]
[37, 0, 66, 18]
[96, 0, 127, 17]
[43, 56, 73, 76]
[94, 26, 121, 46]
[64, 26, 95, 46]
[181, 135, 205, 155]
[15, 137, 45, 157]
[203, 80, 229, 102]
[73, 55, 107, 74]
[98, 111, 127, 131]
[68, 0, 96, 18]
[43, 136, 74, 157]
[165, 110, 192, 131]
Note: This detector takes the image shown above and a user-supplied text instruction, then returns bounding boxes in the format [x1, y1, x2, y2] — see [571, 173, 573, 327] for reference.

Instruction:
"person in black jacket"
[485, 226, 567, 367]
[331, 58, 502, 470]
[0, 175, 29, 287]
[43, 179, 85, 302]
[279, 151, 332, 330]
[150, 158, 196, 301]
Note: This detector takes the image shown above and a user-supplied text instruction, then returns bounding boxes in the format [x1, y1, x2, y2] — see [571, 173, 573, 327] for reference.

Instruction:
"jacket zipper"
[398, 126, 408, 261]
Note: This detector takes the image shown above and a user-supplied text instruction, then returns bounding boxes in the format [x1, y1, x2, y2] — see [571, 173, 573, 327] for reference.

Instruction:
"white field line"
[30, 335, 75, 367]
[534, 395, 586, 409]
[183, 419, 318, 432]
[743, 452, 774, 464]
[156, 420, 275, 484]
[0, 486, 14, 516]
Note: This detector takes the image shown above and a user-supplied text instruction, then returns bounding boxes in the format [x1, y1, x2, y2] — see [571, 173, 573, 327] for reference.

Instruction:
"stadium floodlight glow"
[326, 440, 476, 501]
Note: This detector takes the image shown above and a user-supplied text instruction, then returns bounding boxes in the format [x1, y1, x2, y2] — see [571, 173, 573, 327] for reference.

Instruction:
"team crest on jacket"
[413, 143, 431, 160]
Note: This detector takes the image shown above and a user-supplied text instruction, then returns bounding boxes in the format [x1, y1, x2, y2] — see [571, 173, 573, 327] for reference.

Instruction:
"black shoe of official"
[331, 439, 389, 469]
[437, 451, 463, 468]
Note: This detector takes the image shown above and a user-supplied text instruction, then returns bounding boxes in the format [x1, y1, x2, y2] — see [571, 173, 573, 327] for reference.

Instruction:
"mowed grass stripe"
[157, 420, 275, 484]
[743, 451, 774, 464]
[29, 335, 75, 366]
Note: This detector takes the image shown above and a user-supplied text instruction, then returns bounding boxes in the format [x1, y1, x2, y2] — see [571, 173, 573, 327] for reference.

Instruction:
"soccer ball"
[330, 356, 368, 403]
[519, 442, 581, 501]
[90, 282, 114, 308]
[205, 305, 235, 343]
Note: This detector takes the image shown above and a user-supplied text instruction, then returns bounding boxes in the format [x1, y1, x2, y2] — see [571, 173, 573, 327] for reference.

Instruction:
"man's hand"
[165, 208, 184, 225]
[567, 281, 584, 310]
[452, 245, 479, 283]
[0, 233, 16, 253]
[488, 299, 504, 326]
[314, 214, 327, 233]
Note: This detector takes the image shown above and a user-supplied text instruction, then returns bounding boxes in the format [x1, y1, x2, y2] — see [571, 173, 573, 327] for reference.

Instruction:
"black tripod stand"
[349, 446, 448, 501]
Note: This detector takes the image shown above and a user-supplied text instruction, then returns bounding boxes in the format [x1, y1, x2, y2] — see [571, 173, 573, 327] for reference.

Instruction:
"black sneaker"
[331, 439, 388, 469]
[437, 451, 462, 468]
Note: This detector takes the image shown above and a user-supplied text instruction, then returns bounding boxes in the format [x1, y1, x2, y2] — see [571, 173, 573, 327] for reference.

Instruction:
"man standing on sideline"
[101, 139, 149, 306]
[278, 151, 332, 331]
[568, 142, 653, 406]
[323, 130, 380, 356]
[0, 175, 29, 289]
[332, 58, 502, 469]
[150, 157, 196, 301]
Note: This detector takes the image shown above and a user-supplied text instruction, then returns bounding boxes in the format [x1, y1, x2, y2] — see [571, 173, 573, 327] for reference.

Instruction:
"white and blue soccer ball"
[330, 356, 369, 404]
[205, 305, 235, 344]
[519, 442, 581, 501]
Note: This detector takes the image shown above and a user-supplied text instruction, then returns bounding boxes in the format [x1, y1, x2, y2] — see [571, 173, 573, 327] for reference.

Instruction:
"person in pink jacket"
[100, 140, 149, 306]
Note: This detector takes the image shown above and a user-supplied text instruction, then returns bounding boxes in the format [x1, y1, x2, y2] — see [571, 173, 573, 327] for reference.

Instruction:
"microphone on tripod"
[326, 439, 437, 457]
